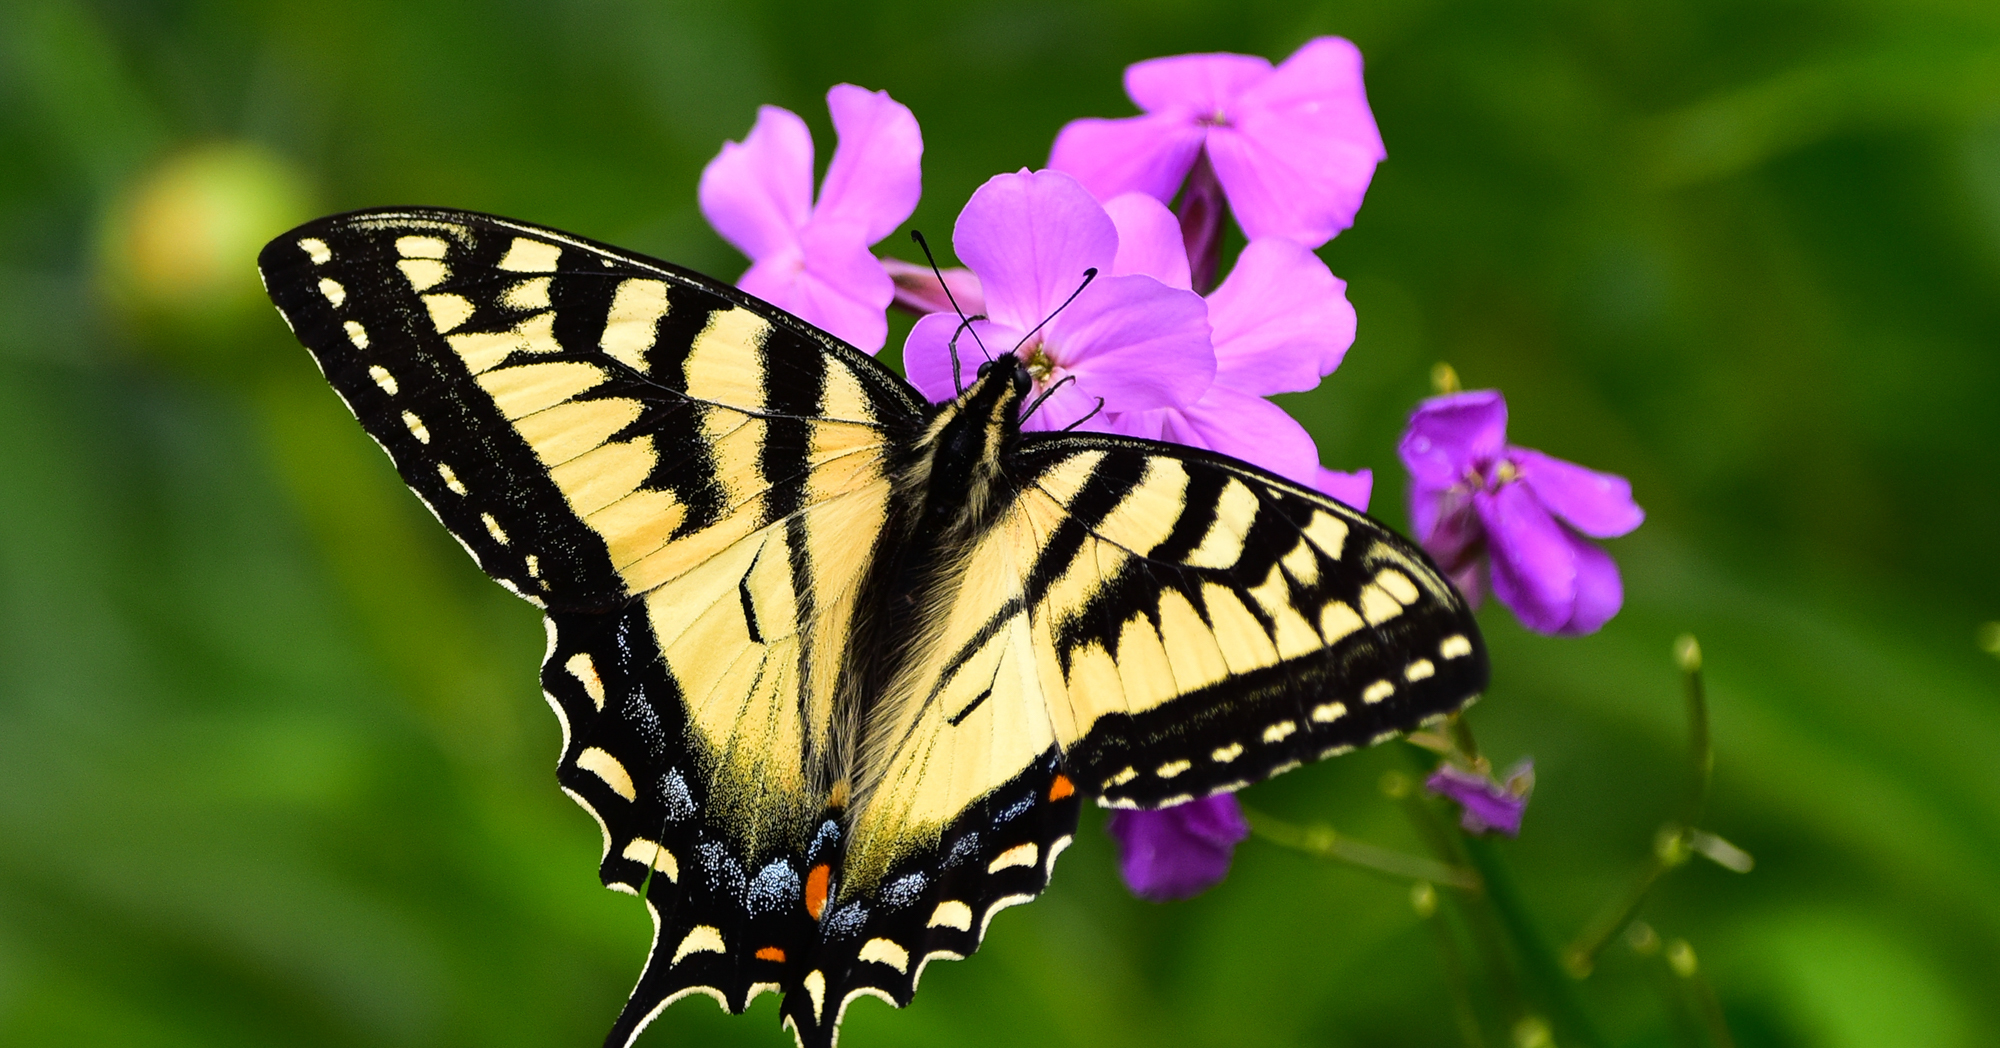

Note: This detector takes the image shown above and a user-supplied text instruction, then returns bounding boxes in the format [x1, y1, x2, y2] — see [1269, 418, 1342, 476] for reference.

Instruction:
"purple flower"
[1098, 192, 1372, 506]
[902, 169, 1213, 434]
[1049, 37, 1386, 248]
[1426, 760, 1535, 837]
[699, 84, 921, 352]
[1106, 795, 1251, 901]
[1399, 391, 1645, 635]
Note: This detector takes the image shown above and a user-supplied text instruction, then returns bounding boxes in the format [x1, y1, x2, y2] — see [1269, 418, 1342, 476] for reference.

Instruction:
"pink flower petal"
[1154, 386, 1323, 486]
[1560, 529, 1624, 634]
[698, 104, 814, 262]
[1048, 113, 1207, 206]
[1043, 272, 1212, 414]
[1104, 192, 1192, 289]
[1093, 408, 1168, 441]
[1106, 794, 1250, 902]
[1207, 37, 1385, 245]
[1426, 760, 1533, 836]
[1512, 447, 1644, 539]
[1399, 391, 1508, 490]
[1124, 52, 1274, 115]
[1207, 238, 1355, 395]
[737, 221, 894, 352]
[814, 84, 923, 244]
[1410, 483, 1482, 574]
[1315, 467, 1372, 511]
[903, 314, 1021, 404]
[881, 257, 985, 316]
[1477, 483, 1579, 635]
[954, 170, 1120, 332]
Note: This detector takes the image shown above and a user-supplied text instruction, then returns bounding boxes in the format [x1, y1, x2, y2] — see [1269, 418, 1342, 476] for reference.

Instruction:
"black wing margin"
[1006, 434, 1489, 809]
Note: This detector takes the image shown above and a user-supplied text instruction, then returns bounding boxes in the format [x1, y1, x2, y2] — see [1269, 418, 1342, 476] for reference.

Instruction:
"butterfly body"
[260, 209, 1487, 1048]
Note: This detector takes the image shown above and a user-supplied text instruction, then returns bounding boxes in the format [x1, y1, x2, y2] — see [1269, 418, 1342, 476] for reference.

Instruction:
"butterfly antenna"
[1010, 267, 1097, 358]
[1060, 396, 1107, 432]
[911, 230, 988, 394]
[1020, 373, 1078, 424]
[947, 315, 990, 394]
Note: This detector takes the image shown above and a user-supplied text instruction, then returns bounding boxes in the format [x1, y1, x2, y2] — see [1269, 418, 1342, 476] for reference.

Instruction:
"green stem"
[1676, 635, 1713, 828]
[1460, 833, 1609, 1048]
[1242, 805, 1480, 890]
[1422, 891, 1490, 1048]
[1568, 636, 1717, 975]
[1568, 866, 1663, 976]
[1393, 766, 1529, 1032]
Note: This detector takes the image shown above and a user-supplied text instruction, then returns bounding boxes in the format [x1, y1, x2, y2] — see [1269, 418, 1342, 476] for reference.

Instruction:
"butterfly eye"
[1012, 366, 1031, 396]
[976, 361, 993, 379]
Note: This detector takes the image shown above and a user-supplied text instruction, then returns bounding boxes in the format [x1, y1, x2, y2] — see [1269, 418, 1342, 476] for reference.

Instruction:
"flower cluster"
[699, 37, 1640, 903]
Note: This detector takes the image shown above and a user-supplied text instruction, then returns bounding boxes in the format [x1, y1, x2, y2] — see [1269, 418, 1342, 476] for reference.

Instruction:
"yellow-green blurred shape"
[1977, 620, 2000, 656]
[1746, 913, 1972, 1048]
[100, 142, 312, 368]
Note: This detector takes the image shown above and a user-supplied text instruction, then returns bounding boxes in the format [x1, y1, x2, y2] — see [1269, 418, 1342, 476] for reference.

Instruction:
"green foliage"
[1, 1, 1995, 1045]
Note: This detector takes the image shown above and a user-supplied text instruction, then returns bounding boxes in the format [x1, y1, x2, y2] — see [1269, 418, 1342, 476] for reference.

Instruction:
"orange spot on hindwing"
[1049, 773, 1075, 801]
[756, 946, 786, 963]
[805, 864, 831, 920]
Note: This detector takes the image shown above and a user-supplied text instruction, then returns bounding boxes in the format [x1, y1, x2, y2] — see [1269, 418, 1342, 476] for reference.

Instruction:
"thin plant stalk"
[1242, 804, 1479, 890]
[1392, 768, 1531, 1037]
[1460, 832, 1609, 1048]
[1565, 636, 1713, 976]
[1416, 883, 1489, 1048]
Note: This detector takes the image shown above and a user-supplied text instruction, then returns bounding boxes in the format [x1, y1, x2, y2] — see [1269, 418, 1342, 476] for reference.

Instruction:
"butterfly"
[259, 208, 1488, 1048]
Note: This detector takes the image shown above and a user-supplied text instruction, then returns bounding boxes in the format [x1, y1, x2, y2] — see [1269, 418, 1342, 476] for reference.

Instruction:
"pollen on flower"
[1023, 344, 1056, 383]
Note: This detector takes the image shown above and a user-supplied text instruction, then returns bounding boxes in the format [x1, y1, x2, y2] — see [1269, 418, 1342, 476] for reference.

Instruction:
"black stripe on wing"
[1009, 434, 1489, 809]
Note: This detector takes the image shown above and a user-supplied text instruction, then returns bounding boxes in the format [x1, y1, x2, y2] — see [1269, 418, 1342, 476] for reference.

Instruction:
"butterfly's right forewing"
[1001, 436, 1489, 808]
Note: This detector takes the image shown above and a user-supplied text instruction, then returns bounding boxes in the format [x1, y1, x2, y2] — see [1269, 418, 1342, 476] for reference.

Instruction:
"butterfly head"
[974, 353, 1034, 399]
[957, 351, 1032, 435]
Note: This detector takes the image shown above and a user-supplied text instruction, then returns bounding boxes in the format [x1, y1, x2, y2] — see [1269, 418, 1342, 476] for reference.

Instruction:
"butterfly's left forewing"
[260, 209, 930, 1045]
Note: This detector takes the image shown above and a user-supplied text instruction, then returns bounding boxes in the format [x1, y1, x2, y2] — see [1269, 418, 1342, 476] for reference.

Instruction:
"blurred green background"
[3, 0, 1997, 1045]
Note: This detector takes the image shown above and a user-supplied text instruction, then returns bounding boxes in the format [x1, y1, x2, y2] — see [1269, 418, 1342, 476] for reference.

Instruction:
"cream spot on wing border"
[670, 925, 724, 965]
[987, 843, 1038, 873]
[858, 938, 910, 973]
[928, 901, 972, 931]
[1311, 701, 1348, 722]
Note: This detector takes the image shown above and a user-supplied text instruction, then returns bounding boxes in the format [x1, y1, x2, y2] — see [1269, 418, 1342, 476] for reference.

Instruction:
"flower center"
[1465, 458, 1520, 492]
[1022, 340, 1056, 384]
[1198, 108, 1232, 127]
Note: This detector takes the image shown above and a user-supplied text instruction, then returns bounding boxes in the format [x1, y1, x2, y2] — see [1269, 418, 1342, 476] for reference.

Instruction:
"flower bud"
[100, 142, 312, 371]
